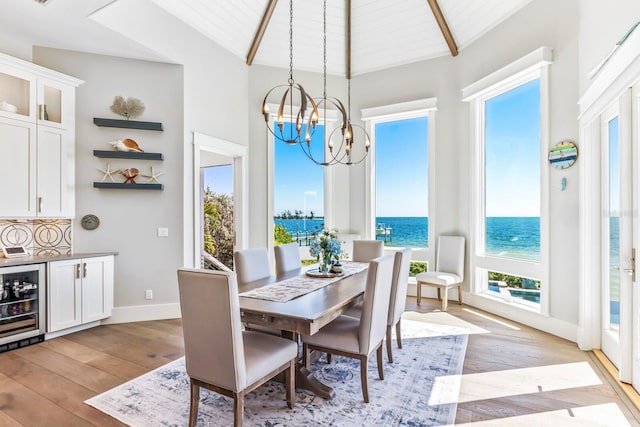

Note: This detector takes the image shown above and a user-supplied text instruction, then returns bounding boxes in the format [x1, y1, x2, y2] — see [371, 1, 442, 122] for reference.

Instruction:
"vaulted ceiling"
[0, 0, 533, 76]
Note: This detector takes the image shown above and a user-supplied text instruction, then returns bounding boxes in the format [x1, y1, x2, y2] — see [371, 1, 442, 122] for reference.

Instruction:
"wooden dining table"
[238, 266, 368, 399]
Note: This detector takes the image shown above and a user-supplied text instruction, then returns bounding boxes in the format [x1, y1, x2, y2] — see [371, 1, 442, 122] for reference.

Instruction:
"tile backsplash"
[0, 220, 72, 255]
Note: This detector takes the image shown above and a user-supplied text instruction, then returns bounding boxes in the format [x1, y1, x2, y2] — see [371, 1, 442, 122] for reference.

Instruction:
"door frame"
[578, 25, 640, 351]
[192, 132, 248, 267]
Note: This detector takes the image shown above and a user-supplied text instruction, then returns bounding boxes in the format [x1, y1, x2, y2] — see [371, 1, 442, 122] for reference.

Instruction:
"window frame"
[362, 98, 437, 261]
[462, 47, 552, 315]
[266, 103, 339, 252]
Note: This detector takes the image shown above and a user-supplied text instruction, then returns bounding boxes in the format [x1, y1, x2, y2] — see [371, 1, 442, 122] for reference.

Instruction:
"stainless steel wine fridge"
[0, 263, 46, 352]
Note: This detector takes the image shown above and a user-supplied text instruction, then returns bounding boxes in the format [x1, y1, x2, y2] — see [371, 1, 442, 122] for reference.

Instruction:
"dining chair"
[177, 268, 297, 427]
[352, 240, 384, 262]
[344, 247, 412, 363]
[233, 247, 272, 284]
[234, 247, 282, 336]
[274, 242, 302, 276]
[301, 254, 394, 403]
[415, 235, 465, 311]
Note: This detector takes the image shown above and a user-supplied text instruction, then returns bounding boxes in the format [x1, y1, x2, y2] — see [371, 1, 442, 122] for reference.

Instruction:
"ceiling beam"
[246, 0, 279, 65]
[426, 0, 458, 57]
[345, 0, 351, 79]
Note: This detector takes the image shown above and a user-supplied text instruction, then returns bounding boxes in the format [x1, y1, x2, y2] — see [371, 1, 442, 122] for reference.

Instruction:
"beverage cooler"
[0, 263, 46, 351]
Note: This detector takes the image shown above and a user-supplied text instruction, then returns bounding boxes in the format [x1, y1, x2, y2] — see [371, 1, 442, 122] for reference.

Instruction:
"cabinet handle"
[83, 262, 87, 278]
[76, 263, 80, 279]
[38, 197, 43, 213]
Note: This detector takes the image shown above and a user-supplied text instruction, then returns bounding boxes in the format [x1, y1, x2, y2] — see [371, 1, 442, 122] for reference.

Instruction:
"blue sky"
[609, 116, 620, 214]
[274, 123, 325, 216]
[375, 117, 428, 217]
[204, 164, 233, 195]
[485, 79, 540, 217]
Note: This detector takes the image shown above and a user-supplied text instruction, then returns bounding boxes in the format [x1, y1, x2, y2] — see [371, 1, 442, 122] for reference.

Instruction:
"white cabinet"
[47, 256, 114, 333]
[0, 51, 82, 218]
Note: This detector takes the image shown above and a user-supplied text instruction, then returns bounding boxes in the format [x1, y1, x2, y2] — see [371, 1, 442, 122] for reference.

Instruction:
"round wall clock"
[549, 141, 578, 169]
[81, 214, 100, 230]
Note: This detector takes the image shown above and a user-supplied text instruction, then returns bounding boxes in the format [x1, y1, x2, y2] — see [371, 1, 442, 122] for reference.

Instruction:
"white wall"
[578, 0, 640, 96]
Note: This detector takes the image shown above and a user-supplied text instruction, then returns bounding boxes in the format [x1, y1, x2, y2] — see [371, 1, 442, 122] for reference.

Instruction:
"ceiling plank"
[346, 0, 351, 79]
[426, 0, 458, 57]
[246, 0, 279, 65]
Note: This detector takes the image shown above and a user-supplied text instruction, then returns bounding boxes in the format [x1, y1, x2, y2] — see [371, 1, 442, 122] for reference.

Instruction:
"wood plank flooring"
[0, 299, 638, 426]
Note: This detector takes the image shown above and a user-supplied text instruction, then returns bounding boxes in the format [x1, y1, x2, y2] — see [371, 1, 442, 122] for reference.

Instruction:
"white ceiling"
[0, 0, 533, 76]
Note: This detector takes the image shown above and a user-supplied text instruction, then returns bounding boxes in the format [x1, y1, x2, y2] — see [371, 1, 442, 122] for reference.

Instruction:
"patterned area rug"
[86, 319, 468, 426]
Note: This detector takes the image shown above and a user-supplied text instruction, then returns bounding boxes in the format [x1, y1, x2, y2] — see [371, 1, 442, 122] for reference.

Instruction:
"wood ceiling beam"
[246, 0, 279, 65]
[346, 0, 351, 79]
[426, 0, 458, 57]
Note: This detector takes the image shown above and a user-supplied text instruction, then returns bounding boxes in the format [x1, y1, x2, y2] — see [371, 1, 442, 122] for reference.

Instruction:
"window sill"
[475, 290, 542, 315]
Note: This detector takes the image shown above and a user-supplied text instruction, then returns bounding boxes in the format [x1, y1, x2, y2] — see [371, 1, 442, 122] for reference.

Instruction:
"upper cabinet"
[0, 52, 83, 218]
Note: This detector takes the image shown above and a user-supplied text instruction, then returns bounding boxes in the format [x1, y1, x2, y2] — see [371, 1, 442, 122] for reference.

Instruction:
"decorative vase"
[319, 251, 332, 273]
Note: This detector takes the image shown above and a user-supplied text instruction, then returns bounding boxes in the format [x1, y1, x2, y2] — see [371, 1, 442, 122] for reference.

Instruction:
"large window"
[374, 117, 429, 248]
[273, 122, 325, 246]
[463, 48, 551, 314]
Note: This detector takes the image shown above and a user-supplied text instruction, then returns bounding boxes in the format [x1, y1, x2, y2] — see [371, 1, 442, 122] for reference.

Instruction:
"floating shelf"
[93, 117, 163, 131]
[93, 150, 163, 160]
[93, 182, 163, 190]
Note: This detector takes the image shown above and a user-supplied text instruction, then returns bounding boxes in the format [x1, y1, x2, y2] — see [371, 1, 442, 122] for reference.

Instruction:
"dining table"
[238, 263, 369, 399]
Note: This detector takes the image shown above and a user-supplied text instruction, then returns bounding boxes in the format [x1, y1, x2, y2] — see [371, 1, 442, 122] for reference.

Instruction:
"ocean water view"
[275, 216, 541, 260]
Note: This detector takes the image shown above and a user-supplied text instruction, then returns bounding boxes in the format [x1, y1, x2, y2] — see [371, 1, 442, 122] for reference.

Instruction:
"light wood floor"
[0, 298, 638, 426]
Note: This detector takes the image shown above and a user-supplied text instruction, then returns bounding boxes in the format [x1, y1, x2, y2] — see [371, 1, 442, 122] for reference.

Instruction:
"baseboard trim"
[102, 303, 182, 324]
[463, 292, 578, 342]
[592, 349, 640, 416]
[45, 321, 102, 339]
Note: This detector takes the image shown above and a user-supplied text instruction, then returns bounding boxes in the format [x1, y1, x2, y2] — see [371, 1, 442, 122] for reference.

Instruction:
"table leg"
[281, 331, 335, 399]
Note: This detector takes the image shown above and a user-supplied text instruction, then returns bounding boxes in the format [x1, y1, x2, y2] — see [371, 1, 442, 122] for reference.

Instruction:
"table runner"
[239, 261, 368, 302]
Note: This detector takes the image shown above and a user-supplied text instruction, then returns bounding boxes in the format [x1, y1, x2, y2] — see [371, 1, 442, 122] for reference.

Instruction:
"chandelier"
[261, 0, 319, 145]
[261, 0, 369, 166]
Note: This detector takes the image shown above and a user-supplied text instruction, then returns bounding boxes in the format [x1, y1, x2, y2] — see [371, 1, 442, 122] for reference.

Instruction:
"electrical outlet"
[145, 289, 153, 300]
[157, 227, 169, 237]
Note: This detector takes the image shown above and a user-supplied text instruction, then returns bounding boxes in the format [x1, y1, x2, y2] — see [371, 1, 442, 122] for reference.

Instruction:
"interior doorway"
[192, 132, 248, 270]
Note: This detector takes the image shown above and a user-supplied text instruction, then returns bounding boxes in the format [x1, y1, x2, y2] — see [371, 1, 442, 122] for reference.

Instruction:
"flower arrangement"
[309, 229, 342, 273]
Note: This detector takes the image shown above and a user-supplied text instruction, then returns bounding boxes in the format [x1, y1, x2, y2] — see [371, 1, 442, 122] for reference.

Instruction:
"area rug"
[85, 319, 469, 426]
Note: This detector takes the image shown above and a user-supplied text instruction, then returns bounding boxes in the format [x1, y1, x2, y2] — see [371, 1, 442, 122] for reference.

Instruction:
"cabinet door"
[36, 77, 69, 130]
[0, 117, 36, 217]
[82, 256, 114, 323]
[48, 259, 82, 332]
[37, 125, 74, 217]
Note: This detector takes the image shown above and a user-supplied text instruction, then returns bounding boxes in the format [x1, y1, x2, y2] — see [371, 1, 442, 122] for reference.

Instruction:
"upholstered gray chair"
[415, 235, 465, 311]
[233, 247, 281, 336]
[344, 247, 412, 363]
[274, 242, 302, 276]
[352, 240, 384, 262]
[301, 254, 394, 403]
[233, 247, 272, 284]
[177, 268, 297, 427]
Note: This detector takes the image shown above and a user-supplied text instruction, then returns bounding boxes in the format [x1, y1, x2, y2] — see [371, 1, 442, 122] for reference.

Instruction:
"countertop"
[0, 252, 117, 268]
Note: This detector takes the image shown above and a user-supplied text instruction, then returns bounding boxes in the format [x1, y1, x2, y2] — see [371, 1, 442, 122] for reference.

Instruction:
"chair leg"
[189, 380, 200, 427]
[395, 318, 402, 349]
[327, 353, 332, 364]
[376, 345, 384, 380]
[437, 287, 441, 301]
[386, 325, 393, 363]
[286, 359, 295, 409]
[416, 281, 422, 305]
[360, 356, 370, 403]
[442, 287, 449, 311]
[302, 343, 310, 368]
[458, 284, 463, 305]
[233, 391, 244, 427]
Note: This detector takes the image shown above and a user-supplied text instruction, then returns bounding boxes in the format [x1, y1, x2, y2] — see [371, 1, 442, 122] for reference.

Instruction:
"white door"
[601, 89, 636, 385]
[632, 83, 640, 391]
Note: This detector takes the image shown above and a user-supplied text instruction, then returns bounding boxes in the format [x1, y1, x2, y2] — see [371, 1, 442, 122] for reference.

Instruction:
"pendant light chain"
[288, 0, 294, 85]
[323, 0, 327, 99]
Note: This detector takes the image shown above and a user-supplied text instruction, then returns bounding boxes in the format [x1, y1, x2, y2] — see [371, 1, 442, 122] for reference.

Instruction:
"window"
[463, 47, 551, 314]
[273, 122, 325, 247]
[374, 117, 429, 248]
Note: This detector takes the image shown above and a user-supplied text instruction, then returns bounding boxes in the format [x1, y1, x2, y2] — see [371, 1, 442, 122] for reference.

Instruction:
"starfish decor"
[142, 166, 165, 184]
[97, 163, 120, 182]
